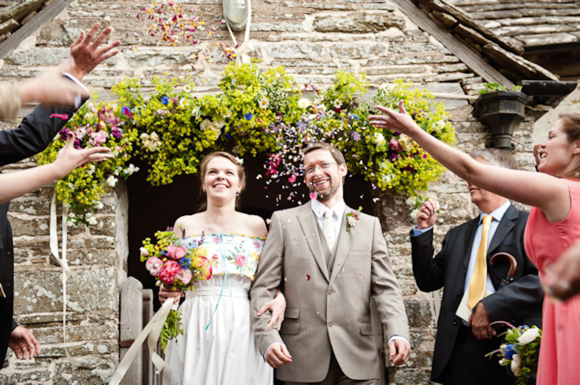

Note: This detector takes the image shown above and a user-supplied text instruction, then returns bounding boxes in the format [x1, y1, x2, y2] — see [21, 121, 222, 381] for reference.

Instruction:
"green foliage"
[159, 309, 184, 354]
[479, 82, 523, 94]
[39, 64, 458, 222]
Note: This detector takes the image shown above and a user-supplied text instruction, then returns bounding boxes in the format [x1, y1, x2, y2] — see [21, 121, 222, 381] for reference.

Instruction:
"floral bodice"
[178, 233, 265, 281]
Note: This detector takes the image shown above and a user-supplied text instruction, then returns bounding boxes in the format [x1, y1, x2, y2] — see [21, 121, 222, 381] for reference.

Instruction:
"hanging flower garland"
[37, 62, 455, 225]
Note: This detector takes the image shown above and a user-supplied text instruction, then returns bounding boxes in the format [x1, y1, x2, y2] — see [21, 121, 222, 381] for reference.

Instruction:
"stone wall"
[0, 0, 537, 384]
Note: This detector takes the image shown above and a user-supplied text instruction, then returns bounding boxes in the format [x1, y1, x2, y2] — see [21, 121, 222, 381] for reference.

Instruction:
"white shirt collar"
[310, 199, 346, 220]
[479, 201, 511, 224]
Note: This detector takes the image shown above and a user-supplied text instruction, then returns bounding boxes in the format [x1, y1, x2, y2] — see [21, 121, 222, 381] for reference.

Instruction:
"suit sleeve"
[0, 103, 79, 167]
[410, 228, 449, 292]
[370, 217, 410, 341]
[480, 242, 543, 324]
[250, 211, 285, 355]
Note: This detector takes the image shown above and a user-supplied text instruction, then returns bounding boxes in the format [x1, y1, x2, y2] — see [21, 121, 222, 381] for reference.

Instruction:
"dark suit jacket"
[0, 103, 79, 362]
[410, 204, 543, 382]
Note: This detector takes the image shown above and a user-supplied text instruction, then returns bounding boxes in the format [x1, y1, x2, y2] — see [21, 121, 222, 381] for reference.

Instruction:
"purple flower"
[244, 113, 253, 120]
[74, 138, 82, 149]
[351, 131, 361, 141]
[112, 129, 123, 139]
[59, 128, 71, 141]
[121, 106, 132, 117]
[161, 96, 169, 105]
[388, 153, 398, 162]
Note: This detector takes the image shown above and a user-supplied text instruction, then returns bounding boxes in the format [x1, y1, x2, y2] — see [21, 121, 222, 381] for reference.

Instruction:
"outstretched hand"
[54, 133, 113, 176]
[64, 22, 121, 81]
[368, 100, 420, 136]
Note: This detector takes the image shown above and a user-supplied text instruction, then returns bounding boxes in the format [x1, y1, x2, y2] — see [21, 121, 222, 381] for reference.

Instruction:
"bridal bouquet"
[486, 323, 542, 385]
[140, 229, 213, 352]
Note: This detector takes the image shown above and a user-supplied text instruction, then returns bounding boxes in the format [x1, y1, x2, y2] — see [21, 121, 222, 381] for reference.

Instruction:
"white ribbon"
[108, 297, 176, 385]
[225, 0, 254, 64]
[49, 193, 80, 365]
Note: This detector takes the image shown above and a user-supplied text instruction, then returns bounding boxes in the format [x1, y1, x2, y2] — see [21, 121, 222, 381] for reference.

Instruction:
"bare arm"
[369, 102, 570, 222]
[0, 133, 112, 204]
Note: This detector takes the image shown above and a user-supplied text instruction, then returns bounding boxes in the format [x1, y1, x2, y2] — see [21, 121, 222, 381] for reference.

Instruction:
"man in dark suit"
[410, 148, 543, 385]
[0, 22, 120, 363]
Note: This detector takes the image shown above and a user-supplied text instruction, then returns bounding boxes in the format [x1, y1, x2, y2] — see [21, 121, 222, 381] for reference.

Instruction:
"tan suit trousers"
[285, 353, 379, 385]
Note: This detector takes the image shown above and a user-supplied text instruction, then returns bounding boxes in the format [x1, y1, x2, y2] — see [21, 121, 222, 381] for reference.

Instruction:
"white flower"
[139, 133, 150, 141]
[500, 344, 507, 355]
[510, 354, 521, 377]
[183, 85, 192, 92]
[87, 164, 96, 175]
[433, 119, 446, 133]
[326, 110, 335, 118]
[214, 119, 226, 129]
[499, 358, 507, 365]
[333, 99, 342, 108]
[234, 156, 244, 165]
[200, 119, 212, 130]
[259, 98, 270, 109]
[314, 104, 326, 114]
[150, 132, 159, 141]
[518, 327, 540, 345]
[373, 132, 386, 146]
[93, 201, 104, 210]
[298, 98, 311, 109]
[125, 164, 139, 175]
[382, 173, 394, 184]
[87, 216, 98, 226]
[191, 106, 201, 118]
[106, 176, 118, 187]
[410, 208, 419, 221]
[399, 134, 413, 152]
[140, 247, 150, 257]
[179, 99, 188, 107]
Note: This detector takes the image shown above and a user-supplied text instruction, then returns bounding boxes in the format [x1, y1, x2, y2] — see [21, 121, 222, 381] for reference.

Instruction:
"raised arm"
[369, 102, 570, 222]
[0, 133, 112, 204]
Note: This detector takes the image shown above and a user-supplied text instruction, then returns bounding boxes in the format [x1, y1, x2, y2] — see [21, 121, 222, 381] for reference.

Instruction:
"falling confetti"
[305, 274, 311, 281]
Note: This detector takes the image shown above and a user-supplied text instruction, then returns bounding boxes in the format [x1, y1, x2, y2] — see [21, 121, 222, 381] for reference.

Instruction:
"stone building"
[0, 0, 575, 384]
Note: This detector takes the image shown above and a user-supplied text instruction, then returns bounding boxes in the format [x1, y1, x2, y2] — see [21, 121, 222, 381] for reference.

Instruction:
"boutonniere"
[346, 207, 362, 232]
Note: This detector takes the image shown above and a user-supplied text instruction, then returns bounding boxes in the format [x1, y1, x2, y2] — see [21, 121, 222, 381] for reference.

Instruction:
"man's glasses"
[304, 162, 337, 175]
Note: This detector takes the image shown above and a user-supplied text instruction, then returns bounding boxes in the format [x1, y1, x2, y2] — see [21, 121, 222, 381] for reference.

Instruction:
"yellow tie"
[468, 215, 492, 310]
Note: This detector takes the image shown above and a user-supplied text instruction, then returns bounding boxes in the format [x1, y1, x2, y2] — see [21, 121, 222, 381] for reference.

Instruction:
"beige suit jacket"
[251, 203, 410, 382]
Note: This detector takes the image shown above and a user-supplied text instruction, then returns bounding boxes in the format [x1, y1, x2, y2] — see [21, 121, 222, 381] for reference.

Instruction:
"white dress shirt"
[310, 199, 345, 248]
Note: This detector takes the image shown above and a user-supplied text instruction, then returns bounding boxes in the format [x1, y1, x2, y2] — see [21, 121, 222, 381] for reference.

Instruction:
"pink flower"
[389, 138, 403, 153]
[145, 257, 163, 276]
[235, 255, 247, 267]
[201, 264, 212, 280]
[89, 131, 108, 147]
[309, 192, 318, 200]
[177, 269, 193, 285]
[288, 174, 297, 183]
[167, 244, 186, 260]
[158, 260, 181, 285]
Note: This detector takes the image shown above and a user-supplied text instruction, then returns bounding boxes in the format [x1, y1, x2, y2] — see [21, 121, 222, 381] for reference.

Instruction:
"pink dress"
[524, 178, 580, 385]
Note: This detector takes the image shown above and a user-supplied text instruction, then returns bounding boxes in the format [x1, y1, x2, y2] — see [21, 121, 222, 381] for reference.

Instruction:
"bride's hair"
[198, 152, 246, 211]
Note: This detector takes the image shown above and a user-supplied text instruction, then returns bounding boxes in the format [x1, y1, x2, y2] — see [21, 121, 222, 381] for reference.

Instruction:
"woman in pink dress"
[369, 104, 580, 385]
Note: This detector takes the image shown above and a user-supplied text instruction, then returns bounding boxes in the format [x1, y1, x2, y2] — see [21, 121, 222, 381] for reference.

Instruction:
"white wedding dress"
[163, 233, 273, 385]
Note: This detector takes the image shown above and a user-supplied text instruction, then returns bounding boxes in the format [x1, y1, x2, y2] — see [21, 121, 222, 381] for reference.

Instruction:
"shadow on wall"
[126, 154, 374, 310]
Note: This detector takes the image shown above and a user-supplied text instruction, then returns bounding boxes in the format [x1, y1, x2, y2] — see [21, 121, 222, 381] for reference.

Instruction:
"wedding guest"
[251, 142, 410, 384]
[158, 152, 286, 385]
[411, 148, 542, 385]
[370, 105, 580, 385]
[0, 22, 120, 363]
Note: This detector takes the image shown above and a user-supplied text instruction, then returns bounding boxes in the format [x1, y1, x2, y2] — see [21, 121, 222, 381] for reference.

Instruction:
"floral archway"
[37, 62, 455, 225]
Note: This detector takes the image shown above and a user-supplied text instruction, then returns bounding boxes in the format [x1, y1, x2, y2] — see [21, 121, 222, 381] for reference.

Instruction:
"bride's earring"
[202, 186, 206, 192]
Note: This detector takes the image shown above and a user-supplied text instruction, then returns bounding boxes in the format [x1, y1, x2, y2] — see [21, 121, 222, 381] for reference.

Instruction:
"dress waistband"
[186, 286, 249, 299]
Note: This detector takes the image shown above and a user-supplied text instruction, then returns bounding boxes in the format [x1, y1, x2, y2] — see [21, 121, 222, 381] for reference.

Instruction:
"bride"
[159, 151, 285, 384]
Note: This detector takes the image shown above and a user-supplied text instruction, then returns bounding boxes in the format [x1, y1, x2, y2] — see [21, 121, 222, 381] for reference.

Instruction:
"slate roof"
[446, 0, 580, 49]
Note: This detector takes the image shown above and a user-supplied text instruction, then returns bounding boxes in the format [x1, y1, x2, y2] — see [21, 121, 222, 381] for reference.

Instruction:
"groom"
[251, 142, 410, 384]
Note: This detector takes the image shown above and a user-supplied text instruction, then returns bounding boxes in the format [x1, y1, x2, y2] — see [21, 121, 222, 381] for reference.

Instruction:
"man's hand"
[65, 22, 120, 81]
[468, 302, 496, 340]
[9, 326, 40, 360]
[388, 338, 411, 365]
[265, 342, 292, 368]
[417, 199, 437, 230]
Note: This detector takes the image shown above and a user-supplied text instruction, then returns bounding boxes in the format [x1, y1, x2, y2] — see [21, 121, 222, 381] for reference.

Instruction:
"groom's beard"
[309, 181, 340, 202]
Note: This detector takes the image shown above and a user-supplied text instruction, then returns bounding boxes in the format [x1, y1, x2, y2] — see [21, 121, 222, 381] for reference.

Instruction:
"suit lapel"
[330, 206, 356, 282]
[487, 205, 517, 258]
[296, 204, 330, 281]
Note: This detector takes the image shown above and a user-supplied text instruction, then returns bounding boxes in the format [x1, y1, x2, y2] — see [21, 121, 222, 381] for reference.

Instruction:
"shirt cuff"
[388, 335, 410, 348]
[264, 342, 284, 359]
[62, 72, 89, 93]
[411, 225, 432, 237]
